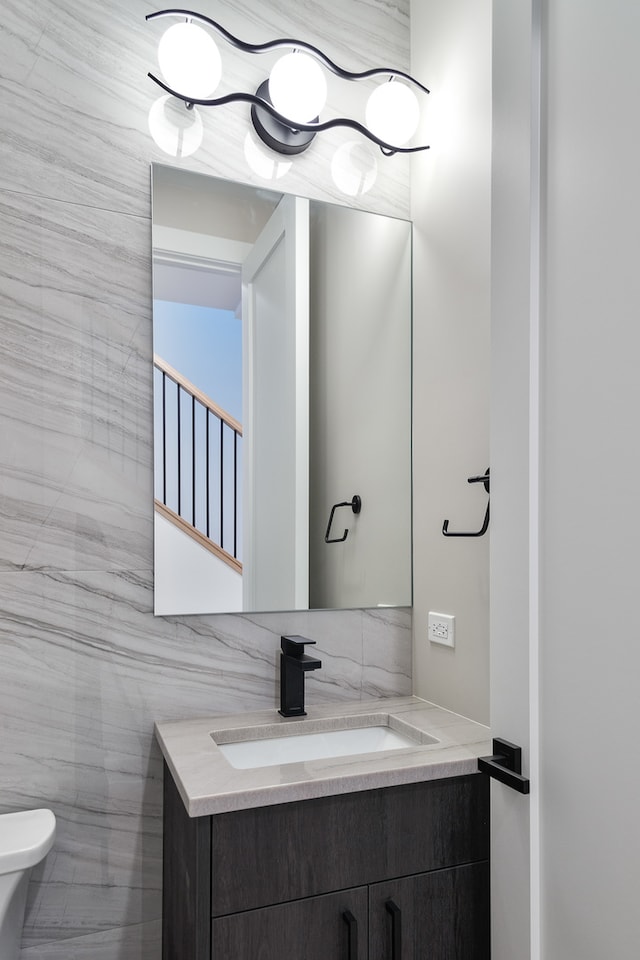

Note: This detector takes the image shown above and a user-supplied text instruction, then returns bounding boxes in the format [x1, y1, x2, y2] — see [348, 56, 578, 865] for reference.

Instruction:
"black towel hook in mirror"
[442, 468, 490, 537]
[325, 495, 362, 543]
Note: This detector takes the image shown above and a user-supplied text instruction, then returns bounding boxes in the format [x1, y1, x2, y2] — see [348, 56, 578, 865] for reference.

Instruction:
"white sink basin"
[215, 719, 436, 770]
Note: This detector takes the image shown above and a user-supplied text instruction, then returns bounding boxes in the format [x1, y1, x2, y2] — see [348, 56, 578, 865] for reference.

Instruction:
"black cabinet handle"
[385, 899, 402, 959]
[343, 909, 358, 959]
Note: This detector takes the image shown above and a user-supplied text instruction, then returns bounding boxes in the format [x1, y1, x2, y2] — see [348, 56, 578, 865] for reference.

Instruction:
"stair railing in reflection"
[154, 354, 242, 572]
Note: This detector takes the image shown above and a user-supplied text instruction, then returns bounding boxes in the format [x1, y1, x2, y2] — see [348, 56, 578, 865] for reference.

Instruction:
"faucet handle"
[281, 635, 317, 658]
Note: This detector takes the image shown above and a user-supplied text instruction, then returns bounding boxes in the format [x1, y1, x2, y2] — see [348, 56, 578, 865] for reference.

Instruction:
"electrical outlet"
[428, 612, 455, 648]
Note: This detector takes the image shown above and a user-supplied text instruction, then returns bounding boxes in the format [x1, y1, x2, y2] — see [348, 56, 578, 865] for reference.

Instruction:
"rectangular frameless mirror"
[152, 163, 412, 615]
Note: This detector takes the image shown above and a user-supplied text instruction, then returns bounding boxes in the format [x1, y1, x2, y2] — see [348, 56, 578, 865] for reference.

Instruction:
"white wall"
[411, 0, 492, 723]
[538, 2, 640, 955]
[154, 511, 242, 614]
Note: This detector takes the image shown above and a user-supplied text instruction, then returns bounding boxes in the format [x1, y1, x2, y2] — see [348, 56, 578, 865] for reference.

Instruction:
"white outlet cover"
[428, 612, 455, 648]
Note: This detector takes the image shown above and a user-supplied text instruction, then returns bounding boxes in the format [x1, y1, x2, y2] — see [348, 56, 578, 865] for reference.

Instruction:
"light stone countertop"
[155, 696, 491, 816]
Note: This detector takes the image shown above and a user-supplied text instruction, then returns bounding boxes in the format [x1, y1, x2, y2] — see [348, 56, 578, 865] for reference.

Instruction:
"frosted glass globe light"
[158, 22, 222, 100]
[331, 141, 378, 196]
[148, 95, 204, 158]
[268, 52, 327, 124]
[365, 81, 420, 147]
[244, 131, 293, 181]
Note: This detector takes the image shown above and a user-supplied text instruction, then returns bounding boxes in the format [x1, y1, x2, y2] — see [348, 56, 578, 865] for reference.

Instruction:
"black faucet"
[278, 636, 322, 717]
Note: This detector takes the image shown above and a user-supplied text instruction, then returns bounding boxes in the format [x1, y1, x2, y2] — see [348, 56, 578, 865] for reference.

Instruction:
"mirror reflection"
[152, 163, 412, 615]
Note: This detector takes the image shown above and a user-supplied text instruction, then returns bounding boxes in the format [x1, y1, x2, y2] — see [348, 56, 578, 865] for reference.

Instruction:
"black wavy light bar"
[146, 9, 430, 156]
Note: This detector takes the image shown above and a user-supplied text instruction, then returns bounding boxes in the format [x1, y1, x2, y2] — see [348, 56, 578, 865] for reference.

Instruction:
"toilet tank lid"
[0, 809, 56, 874]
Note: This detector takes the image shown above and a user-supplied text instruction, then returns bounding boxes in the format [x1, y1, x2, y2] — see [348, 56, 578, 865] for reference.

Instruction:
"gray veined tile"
[0, 0, 158, 217]
[0, 1, 54, 85]
[0, 197, 152, 433]
[20, 920, 161, 960]
[18, 798, 163, 945]
[0, 441, 154, 575]
[362, 608, 412, 666]
[361, 621, 413, 698]
[0, 193, 153, 572]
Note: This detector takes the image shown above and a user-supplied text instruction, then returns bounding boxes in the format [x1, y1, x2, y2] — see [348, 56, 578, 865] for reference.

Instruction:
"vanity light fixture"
[146, 9, 430, 158]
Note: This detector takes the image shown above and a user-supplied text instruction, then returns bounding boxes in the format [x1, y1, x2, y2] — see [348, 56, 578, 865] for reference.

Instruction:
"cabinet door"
[212, 886, 367, 960]
[369, 862, 489, 960]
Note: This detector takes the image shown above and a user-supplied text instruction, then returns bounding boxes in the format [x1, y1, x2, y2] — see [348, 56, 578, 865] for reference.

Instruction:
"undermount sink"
[213, 716, 438, 770]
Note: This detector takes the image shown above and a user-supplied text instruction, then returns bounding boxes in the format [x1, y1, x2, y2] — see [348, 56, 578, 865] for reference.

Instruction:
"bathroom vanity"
[156, 697, 491, 959]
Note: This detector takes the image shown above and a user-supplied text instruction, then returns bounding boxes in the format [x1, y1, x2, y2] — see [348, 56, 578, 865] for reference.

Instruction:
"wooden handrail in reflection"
[153, 354, 242, 436]
[155, 500, 242, 575]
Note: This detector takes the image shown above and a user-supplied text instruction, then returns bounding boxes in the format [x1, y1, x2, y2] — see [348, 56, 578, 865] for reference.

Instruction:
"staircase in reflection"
[153, 353, 242, 574]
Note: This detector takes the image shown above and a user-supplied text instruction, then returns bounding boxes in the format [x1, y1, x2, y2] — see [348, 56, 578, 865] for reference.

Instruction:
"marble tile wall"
[0, 1, 412, 957]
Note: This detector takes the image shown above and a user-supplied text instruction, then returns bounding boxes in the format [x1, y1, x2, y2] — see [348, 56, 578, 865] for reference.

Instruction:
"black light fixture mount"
[250, 79, 318, 156]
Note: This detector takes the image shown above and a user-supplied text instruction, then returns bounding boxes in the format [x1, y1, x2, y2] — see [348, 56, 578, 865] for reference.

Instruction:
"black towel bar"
[325, 495, 362, 543]
[442, 468, 490, 537]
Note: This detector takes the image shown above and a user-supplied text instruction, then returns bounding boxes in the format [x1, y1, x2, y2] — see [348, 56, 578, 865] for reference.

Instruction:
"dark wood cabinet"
[369, 863, 490, 960]
[162, 763, 490, 959]
[212, 887, 368, 960]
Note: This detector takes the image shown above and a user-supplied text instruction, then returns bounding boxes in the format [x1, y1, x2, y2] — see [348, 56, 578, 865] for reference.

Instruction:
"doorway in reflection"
[153, 258, 246, 613]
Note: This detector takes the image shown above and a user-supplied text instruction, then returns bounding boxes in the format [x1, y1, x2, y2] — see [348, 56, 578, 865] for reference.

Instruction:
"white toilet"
[0, 809, 56, 960]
